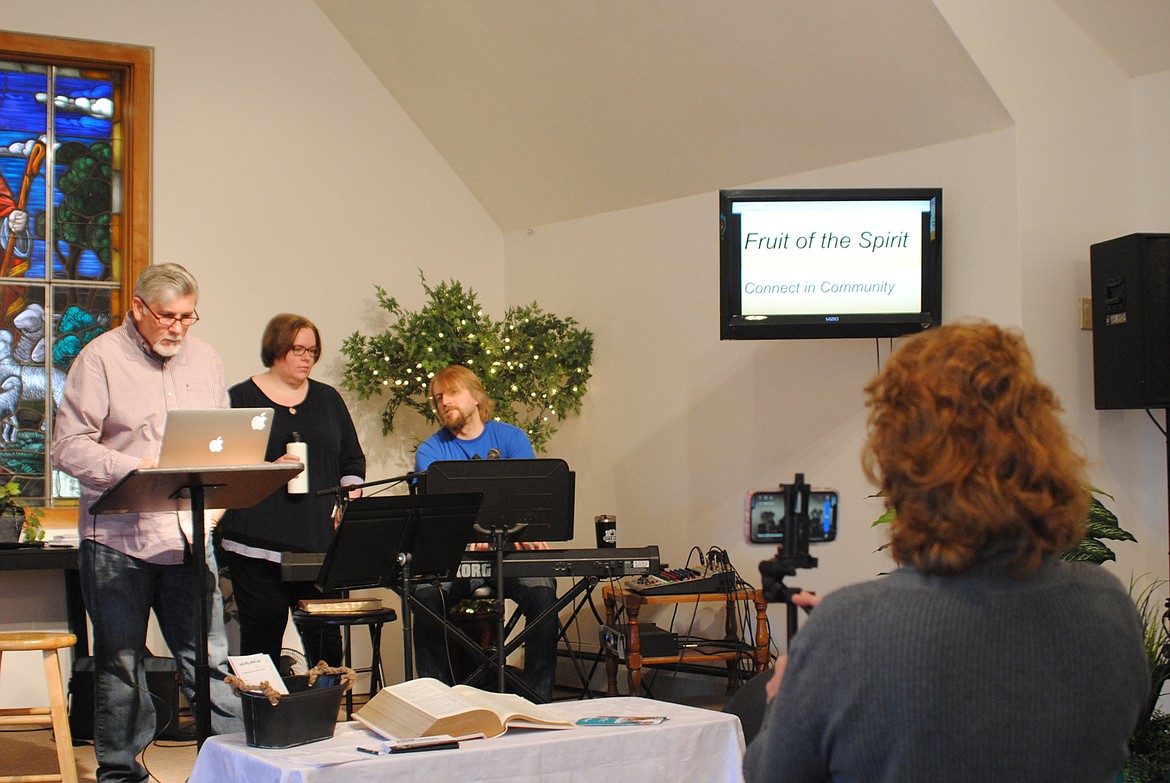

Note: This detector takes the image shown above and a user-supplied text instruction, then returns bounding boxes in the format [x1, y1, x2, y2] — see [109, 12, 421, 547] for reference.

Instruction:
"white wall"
[937, 0, 1167, 591]
[0, 0, 504, 706]
[506, 0, 1170, 654]
[3, 0, 1170, 707]
[505, 130, 1023, 648]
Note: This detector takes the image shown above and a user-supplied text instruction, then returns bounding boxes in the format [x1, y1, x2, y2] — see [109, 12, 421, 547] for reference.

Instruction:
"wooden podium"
[89, 464, 300, 745]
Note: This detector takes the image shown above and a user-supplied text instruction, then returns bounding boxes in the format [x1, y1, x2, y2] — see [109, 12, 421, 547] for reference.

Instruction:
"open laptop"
[156, 408, 274, 469]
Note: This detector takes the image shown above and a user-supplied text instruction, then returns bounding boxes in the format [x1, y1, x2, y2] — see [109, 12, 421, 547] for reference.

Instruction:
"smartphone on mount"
[745, 486, 838, 544]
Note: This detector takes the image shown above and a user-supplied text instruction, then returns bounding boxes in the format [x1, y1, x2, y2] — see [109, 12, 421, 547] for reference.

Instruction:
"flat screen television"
[720, 187, 942, 340]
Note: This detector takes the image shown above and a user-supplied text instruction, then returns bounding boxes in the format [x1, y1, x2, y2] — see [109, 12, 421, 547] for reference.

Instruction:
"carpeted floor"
[0, 728, 197, 783]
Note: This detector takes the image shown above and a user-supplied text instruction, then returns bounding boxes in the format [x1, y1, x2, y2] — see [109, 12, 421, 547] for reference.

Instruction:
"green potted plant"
[0, 478, 44, 544]
[1121, 578, 1170, 782]
[869, 486, 1135, 563]
[340, 272, 593, 451]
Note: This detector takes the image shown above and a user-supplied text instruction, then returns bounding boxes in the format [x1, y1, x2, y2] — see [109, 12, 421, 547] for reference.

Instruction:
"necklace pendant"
[289, 407, 297, 415]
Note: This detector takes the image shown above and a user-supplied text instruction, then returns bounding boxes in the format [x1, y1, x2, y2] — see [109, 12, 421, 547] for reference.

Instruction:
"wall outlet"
[1079, 297, 1093, 330]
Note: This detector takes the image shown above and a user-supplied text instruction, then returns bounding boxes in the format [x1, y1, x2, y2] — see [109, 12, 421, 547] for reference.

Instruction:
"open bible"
[353, 678, 573, 741]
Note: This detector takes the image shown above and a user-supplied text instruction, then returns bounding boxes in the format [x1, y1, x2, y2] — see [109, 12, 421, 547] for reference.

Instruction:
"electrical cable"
[1146, 408, 1167, 437]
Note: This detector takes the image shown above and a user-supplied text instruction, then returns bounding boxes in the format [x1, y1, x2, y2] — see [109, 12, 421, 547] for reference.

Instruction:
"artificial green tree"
[340, 273, 593, 451]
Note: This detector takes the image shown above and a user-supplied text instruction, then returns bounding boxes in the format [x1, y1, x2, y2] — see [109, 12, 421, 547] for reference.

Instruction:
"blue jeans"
[78, 540, 243, 783]
[412, 576, 559, 702]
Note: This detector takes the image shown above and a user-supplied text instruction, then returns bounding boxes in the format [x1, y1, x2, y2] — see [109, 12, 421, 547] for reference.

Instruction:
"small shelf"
[602, 586, 770, 697]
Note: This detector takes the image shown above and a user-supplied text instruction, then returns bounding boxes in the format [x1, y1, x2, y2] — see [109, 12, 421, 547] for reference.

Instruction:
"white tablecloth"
[189, 696, 746, 783]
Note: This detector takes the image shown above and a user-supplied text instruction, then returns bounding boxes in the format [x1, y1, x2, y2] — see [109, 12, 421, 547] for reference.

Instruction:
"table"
[0, 545, 86, 656]
[603, 586, 769, 697]
[188, 696, 746, 783]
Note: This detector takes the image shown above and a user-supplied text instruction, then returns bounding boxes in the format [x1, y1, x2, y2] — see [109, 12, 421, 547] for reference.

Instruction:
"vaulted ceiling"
[314, 0, 1170, 232]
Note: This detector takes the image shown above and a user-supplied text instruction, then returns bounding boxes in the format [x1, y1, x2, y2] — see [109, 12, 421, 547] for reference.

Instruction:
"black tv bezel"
[719, 187, 943, 340]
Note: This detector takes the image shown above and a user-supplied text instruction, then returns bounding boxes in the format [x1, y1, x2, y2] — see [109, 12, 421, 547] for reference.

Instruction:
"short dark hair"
[260, 313, 321, 367]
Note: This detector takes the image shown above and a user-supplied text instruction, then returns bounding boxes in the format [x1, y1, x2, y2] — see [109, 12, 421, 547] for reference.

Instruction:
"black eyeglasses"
[288, 345, 321, 358]
[139, 299, 199, 327]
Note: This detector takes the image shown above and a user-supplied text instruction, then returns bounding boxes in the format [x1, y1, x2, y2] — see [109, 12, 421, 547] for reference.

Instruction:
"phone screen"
[746, 487, 838, 544]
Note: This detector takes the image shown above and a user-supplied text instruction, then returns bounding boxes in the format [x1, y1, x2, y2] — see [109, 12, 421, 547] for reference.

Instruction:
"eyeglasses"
[289, 345, 321, 358]
[139, 299, 199, 327]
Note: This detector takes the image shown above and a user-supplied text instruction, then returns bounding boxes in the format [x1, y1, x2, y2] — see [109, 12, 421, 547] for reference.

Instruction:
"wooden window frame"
[0, 31, 151, 517]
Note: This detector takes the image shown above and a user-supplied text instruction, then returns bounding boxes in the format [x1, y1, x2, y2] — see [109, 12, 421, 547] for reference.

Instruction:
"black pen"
[357, 746, 387, 756]
[389, 740, 460, 753]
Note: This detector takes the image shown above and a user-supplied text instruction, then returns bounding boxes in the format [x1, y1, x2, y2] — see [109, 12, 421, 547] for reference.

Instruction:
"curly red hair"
[862, 321, 1087, 576]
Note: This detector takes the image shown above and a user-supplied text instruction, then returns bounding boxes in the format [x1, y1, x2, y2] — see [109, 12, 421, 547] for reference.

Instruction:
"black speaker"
[1090, 233, 1170, 410]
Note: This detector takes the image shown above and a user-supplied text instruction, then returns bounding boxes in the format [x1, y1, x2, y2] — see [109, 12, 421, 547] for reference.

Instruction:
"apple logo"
[209, 436, 225, 454]
[251, 411, 269, 431]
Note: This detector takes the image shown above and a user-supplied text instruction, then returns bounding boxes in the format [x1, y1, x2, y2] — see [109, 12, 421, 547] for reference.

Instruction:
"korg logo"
[1105, 312, 1128, 326]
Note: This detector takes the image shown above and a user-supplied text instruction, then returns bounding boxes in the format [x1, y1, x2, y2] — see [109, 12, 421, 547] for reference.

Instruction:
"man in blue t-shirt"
[411, 365, 559, 701]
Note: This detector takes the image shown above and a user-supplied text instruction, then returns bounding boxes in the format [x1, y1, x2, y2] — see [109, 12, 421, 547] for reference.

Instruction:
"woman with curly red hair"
[745, 321, 1148, 783]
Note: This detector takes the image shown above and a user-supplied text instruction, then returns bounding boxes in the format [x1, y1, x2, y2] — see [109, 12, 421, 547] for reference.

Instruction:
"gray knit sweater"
[742, 558, 1149, 783]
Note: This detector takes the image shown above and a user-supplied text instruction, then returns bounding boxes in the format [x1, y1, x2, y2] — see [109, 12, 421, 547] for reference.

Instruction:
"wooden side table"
[602, 585, 769, 697]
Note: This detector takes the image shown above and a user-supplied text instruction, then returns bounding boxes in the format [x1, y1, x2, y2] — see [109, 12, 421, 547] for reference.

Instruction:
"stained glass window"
[0, 33, 150, 507]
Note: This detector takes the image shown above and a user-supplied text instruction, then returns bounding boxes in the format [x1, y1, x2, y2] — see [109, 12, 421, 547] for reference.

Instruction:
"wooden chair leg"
[0, 632, 79, 783]
[42, 647, 79, 783]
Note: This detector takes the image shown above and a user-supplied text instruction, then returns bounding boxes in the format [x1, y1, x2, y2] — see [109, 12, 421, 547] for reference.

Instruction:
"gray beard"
[152, 336, 183, 358]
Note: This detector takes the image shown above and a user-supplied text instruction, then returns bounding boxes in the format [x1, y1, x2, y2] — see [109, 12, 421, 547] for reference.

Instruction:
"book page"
[355, 688, 436, 741]
[355, 679, 572, 742]
[391, 678, 482, 718]
[450, 685, 571, 727]
[355, 679, 499, 741]
[226, 653, 289, 694]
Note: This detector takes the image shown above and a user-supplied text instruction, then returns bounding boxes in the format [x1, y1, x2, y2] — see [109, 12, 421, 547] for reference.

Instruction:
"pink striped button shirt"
[51, 316, 228, 564]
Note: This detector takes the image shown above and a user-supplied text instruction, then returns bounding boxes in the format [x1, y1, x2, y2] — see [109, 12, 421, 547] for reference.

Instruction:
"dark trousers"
[411, 576, 558, 702]
[79, 541, 242, 783]
[222, 550, 344, 667]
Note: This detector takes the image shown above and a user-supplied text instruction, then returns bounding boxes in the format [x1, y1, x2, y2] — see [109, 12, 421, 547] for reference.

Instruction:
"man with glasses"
[52, 263, 242, 783]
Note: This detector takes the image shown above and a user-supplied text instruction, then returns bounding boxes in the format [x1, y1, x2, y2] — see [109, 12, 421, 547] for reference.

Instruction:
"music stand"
[422, 458, 575, 543]
[315, 493, 482, 681]
[89, 464, 300, 747]
[423, 459, 574, 694]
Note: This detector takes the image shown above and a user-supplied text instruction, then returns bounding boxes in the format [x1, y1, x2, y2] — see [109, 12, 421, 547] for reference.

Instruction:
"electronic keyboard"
[280, 545, 661, 582]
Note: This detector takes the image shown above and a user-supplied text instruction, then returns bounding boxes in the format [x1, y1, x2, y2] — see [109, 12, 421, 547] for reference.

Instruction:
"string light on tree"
[340, 272, 593, 451]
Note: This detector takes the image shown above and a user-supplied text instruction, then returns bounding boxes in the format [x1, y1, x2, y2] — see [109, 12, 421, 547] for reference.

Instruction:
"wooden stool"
[0, 631, 79, 783]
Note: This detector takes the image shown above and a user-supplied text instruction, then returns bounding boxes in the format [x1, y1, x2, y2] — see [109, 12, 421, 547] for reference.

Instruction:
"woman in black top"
[218, 313, 365, 667]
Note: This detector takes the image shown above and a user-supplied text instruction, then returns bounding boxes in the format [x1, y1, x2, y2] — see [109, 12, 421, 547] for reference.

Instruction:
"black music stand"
[422, 458, 575, 544]
[424, 459, 574, 695]
[315, 493, 482, 682]
[89, 464, 300, 747]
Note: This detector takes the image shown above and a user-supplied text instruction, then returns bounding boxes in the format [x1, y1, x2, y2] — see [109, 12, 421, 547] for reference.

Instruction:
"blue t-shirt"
[414, 419, 535, 472]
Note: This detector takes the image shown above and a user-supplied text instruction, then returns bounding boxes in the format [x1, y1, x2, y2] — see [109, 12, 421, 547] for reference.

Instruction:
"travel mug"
[595, 514, 617, 548]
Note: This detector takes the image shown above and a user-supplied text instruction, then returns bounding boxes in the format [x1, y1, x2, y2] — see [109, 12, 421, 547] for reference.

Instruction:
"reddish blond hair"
[862, 321, 1087, 576]
[429, 365, 495, 421]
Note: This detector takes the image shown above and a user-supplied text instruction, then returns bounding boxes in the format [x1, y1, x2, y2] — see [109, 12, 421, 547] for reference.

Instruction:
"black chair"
[721, 670, 771, 744]
[291, 605, 397, 719]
